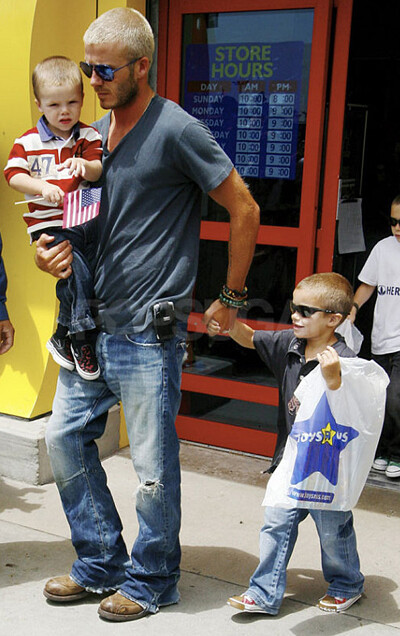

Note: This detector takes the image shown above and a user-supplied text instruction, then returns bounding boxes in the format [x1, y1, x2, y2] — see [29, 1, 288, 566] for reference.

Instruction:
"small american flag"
[63, 187, 102, 228]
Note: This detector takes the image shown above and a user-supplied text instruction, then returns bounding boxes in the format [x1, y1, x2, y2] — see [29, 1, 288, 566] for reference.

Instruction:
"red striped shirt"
[4, 118, 102, 234]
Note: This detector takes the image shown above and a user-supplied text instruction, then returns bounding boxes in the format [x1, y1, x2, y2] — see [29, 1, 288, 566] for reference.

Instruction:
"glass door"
[180, 7, 315, 326]
[160, 0, 341, 456]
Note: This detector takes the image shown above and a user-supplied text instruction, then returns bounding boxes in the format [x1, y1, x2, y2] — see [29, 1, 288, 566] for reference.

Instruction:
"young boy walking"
[350, 195, 400, 478]
[208, 272, 364, 615]
[4, 56, 102, 380]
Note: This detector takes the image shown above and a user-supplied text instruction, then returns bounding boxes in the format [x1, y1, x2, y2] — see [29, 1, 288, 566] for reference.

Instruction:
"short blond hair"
[32, 56, 83, 100]
[83, 8, 154, 64]
[295, 272, 354, 319]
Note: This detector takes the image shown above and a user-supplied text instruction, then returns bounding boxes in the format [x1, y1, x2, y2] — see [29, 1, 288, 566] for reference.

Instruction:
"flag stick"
[14, 197, 46, 205]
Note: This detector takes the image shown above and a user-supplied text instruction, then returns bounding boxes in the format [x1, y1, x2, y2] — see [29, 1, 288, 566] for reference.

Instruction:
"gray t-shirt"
[92, 95, 233, 334]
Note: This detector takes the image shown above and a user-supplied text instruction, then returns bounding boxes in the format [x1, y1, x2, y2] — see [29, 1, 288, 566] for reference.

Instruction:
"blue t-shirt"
[92, 95, 233, 334]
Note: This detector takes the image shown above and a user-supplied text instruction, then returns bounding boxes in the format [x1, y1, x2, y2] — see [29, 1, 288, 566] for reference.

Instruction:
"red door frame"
[158, 0, 353, 456]
[316, 0, 354, 271]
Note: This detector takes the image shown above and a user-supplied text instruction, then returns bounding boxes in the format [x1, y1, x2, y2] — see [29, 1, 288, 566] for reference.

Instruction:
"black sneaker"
[71, 342, 100, 381]
[46, 335, 75, 371]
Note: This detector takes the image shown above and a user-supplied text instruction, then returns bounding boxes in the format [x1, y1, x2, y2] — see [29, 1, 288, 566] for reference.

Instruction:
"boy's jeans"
[32, 225, 96, 334]
[246, 506, 364, 614]
[45, 326, 187, 613]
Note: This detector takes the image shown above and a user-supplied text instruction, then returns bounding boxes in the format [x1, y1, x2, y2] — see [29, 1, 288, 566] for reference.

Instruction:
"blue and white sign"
[184, 42, 304, 180]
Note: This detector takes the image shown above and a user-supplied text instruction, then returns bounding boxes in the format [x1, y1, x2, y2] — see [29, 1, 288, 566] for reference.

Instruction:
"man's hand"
[34, 233, 73, 279]
[203, 299, 238, 333]
[0, 319, 14, 354]
[317, 346, 342, 390]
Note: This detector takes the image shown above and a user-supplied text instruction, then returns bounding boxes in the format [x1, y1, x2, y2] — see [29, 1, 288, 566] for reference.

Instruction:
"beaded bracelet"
[219, 284, 248, 308]
[221, 284, 248, 300]
[219, 293, 246, 308]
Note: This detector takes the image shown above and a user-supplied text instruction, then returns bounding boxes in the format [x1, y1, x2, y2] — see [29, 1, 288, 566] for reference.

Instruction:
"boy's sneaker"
[385, 459, 400, 478]
[71, 342, 100, 381]
[318, 593, 362, 613]
[372, 456, 389, 472]
[227, 594, 271, 614]
[46, 335, 75, 371]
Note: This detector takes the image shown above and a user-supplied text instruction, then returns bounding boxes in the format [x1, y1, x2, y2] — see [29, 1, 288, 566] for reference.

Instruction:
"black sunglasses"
[290, 301, 335, 319]
[80, 58, 140, 82]
[390, 217, 400, 227]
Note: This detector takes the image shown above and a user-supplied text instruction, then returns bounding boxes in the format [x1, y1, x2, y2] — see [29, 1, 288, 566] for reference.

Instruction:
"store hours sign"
[184, 42, 304, 180]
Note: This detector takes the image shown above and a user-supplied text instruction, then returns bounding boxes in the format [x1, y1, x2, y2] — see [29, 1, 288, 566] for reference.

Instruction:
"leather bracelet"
[353, 302, 359, 313]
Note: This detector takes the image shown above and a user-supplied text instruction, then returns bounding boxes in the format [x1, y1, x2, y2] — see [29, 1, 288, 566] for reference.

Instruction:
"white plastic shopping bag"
[263, 358, 389, 511]
[336, 319, 364, 354]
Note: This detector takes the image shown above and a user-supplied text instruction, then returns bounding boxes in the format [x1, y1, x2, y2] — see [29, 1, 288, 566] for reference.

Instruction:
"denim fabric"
[246, 506, 364, 614]
[45, 325, 187, 613]
[372, 351, 400, 460]
[33, 225, 96, 334]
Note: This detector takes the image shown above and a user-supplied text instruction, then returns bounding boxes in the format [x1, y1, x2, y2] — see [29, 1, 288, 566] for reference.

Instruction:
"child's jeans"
[246, 506, 364, 614]
[32, 224, 97, 335]
[373, 351, 400, 461]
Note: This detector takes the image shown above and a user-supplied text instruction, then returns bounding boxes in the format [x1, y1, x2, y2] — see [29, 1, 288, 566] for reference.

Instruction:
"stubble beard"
[99, 71, 139, 110]
[114, 76, 139, 108]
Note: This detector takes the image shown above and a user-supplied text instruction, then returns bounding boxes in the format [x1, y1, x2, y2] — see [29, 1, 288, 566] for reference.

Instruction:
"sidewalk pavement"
[1, 442, 400, 635]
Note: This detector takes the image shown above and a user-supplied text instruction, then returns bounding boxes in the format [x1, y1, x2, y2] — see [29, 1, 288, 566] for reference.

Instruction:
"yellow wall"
[0, 0, 144, 426]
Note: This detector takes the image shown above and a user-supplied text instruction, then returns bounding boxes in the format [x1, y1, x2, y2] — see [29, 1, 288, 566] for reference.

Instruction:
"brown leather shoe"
[98, 592, 149, 622]
[43, 575, 89, 602]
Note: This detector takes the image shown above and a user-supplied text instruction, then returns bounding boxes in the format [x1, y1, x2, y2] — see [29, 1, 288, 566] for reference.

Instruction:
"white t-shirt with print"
[358, 235, 400, 354]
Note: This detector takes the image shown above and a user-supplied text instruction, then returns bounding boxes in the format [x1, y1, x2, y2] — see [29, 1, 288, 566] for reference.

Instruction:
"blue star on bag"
[290, 393, 359, 487]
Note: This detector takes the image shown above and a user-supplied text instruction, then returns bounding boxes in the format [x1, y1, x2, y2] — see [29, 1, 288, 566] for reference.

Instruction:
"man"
[0, 232, 14, 354]
[36, 8, 259, 622]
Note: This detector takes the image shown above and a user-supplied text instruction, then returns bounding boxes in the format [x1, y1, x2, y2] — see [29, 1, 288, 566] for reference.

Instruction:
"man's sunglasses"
[390, 217, 400, 227]
[80, 58, 140, 82]
[290, 301, 335, 318]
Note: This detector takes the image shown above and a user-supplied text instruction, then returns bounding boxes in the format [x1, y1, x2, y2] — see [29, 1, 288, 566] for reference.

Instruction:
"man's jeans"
[32, 225, 96, 334]
[246, 506, 364, 614]
[45, 326, 187, 613]
[373, 351, 400, 460]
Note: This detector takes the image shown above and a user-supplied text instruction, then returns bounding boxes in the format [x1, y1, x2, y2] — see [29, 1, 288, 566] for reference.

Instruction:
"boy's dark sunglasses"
[390, 217, 400, 227]
[80, 58, 140, 82]
[290, 301, 335, 318]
